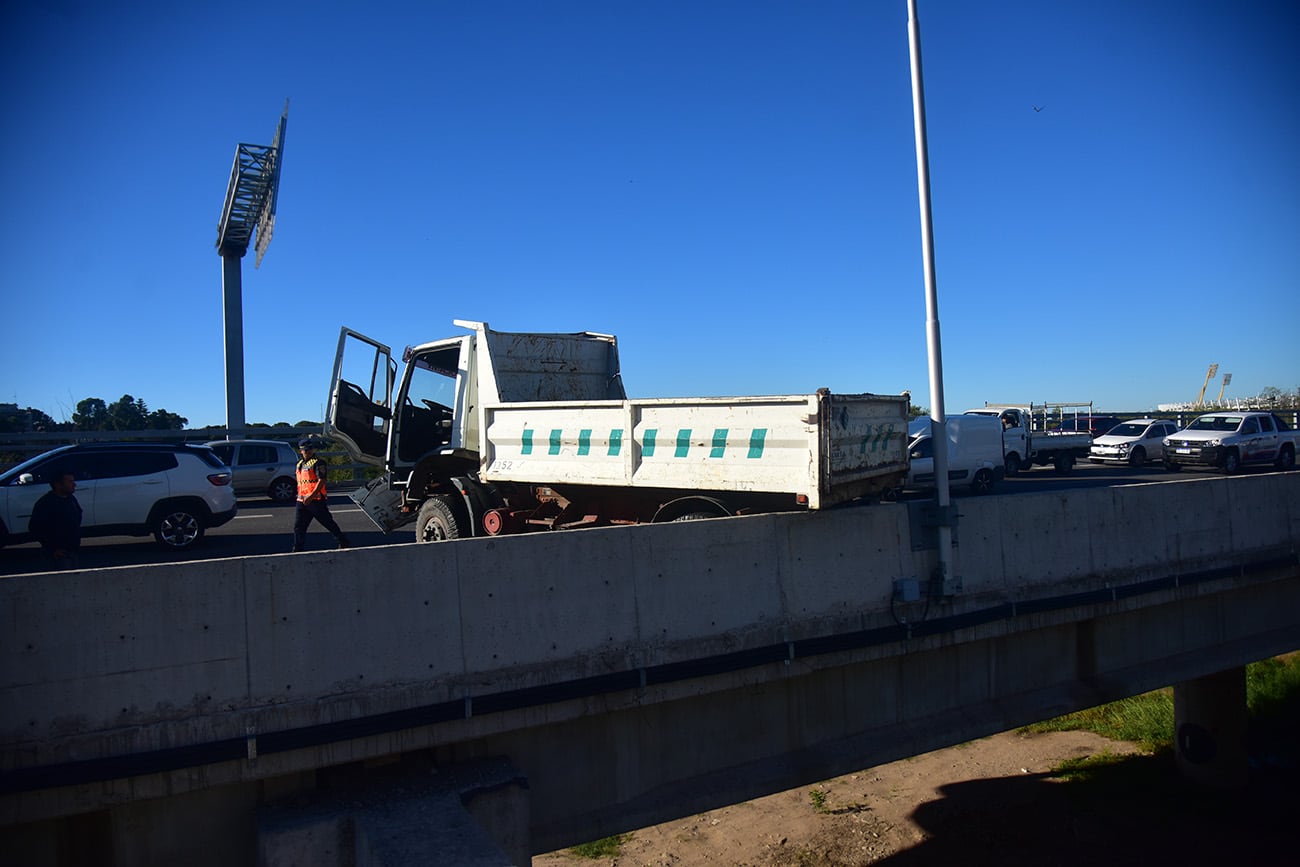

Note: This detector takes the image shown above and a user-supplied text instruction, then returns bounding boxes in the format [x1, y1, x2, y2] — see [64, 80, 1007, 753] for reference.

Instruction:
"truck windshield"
[1188, 416, 1242, 432]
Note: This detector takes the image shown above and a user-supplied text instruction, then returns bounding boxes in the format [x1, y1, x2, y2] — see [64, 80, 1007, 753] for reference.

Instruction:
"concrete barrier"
[2, 472, 1297, 832]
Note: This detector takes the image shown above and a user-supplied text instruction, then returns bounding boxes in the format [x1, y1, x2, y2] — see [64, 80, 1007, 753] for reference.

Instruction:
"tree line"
[1, 395, 187, 433]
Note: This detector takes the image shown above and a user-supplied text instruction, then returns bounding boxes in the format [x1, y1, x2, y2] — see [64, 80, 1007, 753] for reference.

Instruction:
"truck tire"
[1004, 453, 1022, 476]
[1275, 446, 1295, 471]
[1053, 453, 1074, 474]
[1163, 458, 1181, 472]
[1221, 449, 1241, 475]
[416, 496, 465, 542]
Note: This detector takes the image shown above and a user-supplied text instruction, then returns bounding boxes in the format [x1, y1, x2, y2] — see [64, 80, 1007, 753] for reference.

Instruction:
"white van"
[904, 415, 1006, 495]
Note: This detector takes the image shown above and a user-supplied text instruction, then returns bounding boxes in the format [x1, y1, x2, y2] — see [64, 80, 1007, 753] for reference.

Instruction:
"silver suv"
[205, 439, 298, 503]
[0, 443, 238, 550]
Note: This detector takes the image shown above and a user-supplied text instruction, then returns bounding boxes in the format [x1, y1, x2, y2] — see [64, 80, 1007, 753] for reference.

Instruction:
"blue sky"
[2, 1, 1297, 428]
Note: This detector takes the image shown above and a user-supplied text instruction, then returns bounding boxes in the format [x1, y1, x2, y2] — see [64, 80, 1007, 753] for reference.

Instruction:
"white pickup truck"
[326, 320, 910, 541]
[963, 404, 1094, 475]
[1162, 411, 1299, 474]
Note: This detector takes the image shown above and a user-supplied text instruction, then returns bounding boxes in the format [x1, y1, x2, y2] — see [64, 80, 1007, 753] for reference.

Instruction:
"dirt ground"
[533, 729, 1296, 866]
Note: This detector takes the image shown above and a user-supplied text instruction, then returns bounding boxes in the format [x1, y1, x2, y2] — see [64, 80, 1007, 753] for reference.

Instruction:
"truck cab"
[326, 320, 624, 531]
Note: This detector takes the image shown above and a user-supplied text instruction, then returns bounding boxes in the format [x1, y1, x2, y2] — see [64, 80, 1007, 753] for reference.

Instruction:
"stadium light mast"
[215, 100, 288, 438]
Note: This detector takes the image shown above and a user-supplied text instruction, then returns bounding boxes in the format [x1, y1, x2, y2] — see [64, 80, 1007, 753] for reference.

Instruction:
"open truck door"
[326, 328, 395, 467]
[326, 328, 414, 533]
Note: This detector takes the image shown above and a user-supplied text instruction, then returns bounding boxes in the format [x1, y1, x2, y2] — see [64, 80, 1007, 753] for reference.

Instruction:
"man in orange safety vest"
[291, 437, 350, 552]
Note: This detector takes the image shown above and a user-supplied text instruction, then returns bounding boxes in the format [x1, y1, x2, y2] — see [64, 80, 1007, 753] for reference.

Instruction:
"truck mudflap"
[348, 474, 413, 533]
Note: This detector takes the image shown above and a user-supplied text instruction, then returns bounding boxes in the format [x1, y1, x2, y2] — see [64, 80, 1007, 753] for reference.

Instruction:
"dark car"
[1051, 416, 1122, 438]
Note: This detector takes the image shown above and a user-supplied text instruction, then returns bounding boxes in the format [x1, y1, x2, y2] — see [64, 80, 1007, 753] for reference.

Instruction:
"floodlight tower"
[1216, 373, 1232, 405]
[1195, 363, 1219, 408]
[215, 100, 288, 438]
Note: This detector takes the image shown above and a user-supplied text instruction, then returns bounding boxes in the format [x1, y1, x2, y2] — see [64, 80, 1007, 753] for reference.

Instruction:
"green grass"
[809, 787, 829, 812]
[567, 834, 627, 859]
[1020, 654, 1300, 757]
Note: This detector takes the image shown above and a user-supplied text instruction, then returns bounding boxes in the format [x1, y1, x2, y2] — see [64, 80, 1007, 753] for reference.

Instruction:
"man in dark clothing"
[292, 437, 350, 552]
[29, 470, 83, 570]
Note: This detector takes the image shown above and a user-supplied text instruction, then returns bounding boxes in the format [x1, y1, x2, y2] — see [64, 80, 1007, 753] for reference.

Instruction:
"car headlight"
[1163, 438, 1171, 447]
[1208, 438, 1221, 447]
[1117, 443, 1130, 452]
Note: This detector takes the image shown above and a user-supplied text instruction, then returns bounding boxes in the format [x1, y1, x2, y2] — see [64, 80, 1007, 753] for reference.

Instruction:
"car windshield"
[1188, 415, 1242, 432]
[1108, 423, 1146, 437]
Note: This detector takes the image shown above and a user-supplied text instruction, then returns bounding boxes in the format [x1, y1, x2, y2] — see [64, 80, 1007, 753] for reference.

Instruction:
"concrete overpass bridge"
[2, 472, 1298, 865]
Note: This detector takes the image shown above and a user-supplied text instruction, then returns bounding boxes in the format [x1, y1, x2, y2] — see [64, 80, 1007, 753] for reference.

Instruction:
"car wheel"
[1275, 446, 1296, 471]
[1128, 446, 1146, 467]
[268, 476, 297, 503]
[970, 468, 995, 495]
[1222, 449, 1240, 475]
[1004, 453, 1022, 476]
[416, 496, 464, 542]
[155, 508, 204, 549]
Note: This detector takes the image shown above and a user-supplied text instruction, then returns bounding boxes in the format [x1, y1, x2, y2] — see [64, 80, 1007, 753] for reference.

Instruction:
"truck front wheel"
[416, 496, 465, 542]
[1004, 453, 1022, 476]
[1221, 449, 1241, 475]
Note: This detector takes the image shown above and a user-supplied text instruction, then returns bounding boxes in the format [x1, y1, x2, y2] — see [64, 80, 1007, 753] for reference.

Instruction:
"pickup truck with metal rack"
[962, 403, 1095, 475]
[325, 320, 910, 541]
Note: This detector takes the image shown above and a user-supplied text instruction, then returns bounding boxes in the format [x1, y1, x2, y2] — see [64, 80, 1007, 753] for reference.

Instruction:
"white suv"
[205, 439, 299, 503]
[0, 443, 238, 550]
[1089, 418, 1180, 466]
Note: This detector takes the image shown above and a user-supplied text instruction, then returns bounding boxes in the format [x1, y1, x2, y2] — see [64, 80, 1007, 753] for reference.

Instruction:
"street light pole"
[907, 0, 956, 595]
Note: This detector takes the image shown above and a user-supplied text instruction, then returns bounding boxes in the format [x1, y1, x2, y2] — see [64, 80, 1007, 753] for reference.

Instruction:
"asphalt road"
[0, 492, 409, 577]
[0, 461, 1247, 576]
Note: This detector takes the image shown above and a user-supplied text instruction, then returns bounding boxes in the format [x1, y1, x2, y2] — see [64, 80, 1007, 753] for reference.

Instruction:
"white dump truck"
[963, 403, 1095, 475]
[326, 320, 910, 541]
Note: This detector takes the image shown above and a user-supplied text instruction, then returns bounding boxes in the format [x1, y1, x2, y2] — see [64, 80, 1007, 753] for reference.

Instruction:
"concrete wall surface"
[1, 472, 1297, 854]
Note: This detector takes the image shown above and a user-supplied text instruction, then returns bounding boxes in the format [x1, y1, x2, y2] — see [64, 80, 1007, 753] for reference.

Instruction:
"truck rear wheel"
[1053, 453, 1075, 474]
[416, 496, 465, 542]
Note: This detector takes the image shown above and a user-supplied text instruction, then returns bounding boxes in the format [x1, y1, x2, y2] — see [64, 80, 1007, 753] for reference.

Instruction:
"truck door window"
[1258, 415, 1275, 433]
[1241, 418, 1259, 435]
[397, 346, 459, 462]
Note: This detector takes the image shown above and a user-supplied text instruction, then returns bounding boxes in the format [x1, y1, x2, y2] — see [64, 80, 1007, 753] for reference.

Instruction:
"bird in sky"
[1032, 104, 1046, 112]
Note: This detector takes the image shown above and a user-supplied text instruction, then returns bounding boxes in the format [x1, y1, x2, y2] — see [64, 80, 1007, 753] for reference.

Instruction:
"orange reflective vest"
[296, 457, 328, 501]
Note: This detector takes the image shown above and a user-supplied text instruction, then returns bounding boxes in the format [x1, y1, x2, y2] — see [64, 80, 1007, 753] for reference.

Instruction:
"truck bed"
[479, 390, 909, 509]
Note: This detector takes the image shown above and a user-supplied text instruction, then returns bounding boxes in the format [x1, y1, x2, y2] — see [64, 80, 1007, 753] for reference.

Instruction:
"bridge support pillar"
[1173, 666, 1248, 789]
